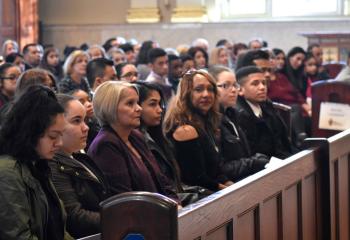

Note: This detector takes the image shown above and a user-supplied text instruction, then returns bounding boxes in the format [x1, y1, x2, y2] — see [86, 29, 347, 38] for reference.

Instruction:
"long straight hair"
[163, 69, 221, 136]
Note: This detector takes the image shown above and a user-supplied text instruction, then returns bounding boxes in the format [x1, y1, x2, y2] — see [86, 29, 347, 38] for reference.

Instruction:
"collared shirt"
[246, 100, 263, 118]
[145, 71, 171, 86]
[145, 71, 174, 102]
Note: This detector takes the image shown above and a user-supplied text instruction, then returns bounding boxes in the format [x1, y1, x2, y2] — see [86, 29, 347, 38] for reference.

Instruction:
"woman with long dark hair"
[136, 81, 212, 204]
[163, 69, 232, 191]
[187, 47, 209, 69]
[0, 85, 73, 239]
[40, 47, 64, 81]
[268, 46, 310, 146]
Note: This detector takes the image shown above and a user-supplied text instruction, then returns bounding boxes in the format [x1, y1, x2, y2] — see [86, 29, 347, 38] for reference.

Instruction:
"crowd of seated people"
[0, 36, 341, 238]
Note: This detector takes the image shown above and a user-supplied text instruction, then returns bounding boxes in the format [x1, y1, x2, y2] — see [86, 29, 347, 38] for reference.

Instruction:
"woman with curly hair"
[163, 69, 232, 191]
[0, 85, 73, 239]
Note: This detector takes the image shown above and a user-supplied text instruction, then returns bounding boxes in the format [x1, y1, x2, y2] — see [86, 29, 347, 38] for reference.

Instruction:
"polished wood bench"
[80, 129, 350, 240]
[178, 139, 328, 240]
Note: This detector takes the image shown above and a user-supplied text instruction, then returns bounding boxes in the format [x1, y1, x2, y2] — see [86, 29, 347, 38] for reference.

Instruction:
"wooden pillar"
[0, 0, 38, 51]
[0, 0, 19, 48]
[18, 0, 39, 49]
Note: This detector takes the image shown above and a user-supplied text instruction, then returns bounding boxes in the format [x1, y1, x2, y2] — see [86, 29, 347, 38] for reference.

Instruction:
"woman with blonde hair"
[88, 81, 179, 202]
[209, 46, 229, 67]
[58, 50, 91, 94]
[163, 69, 233, 191]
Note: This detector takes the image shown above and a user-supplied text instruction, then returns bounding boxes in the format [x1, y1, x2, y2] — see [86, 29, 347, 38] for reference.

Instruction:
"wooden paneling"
[328, 129, 350, 240]
[282, 183, 300, 240]
[302, 174, 318, 240]
[236, 208, 257, 240]
[260, 194, 281, 240]
[206, 220, 232, 240]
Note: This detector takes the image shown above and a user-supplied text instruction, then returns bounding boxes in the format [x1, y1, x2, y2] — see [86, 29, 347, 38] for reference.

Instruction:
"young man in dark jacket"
[235, 66, 293, 159]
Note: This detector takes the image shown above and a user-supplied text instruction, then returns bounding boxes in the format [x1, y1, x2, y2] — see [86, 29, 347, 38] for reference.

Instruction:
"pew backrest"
[311, 80, 350, 137]
[272, 101, 292, 141]
[100, 191, 178, 240]
[323, 63, 345, 79]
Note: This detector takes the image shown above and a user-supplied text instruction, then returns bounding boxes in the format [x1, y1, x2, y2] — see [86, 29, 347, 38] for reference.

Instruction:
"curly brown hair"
[163, 69, 221, 135]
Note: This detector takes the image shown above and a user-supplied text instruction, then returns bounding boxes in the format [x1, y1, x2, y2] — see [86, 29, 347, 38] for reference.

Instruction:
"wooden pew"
[80, 129, 350, 240]
[178, 139, 329, 240]
[311, 80, 350, 138]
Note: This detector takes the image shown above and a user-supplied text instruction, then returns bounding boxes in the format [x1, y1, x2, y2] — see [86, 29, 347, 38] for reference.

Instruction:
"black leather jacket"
[220, 107, 269, 181]
[49, 151, 110, 238]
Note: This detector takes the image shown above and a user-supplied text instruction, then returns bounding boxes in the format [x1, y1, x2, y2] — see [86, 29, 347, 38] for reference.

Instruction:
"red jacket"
[268, 72, 306, 105]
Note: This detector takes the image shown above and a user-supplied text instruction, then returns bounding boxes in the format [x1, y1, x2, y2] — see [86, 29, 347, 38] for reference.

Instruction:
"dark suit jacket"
[235, 96, 292, 159]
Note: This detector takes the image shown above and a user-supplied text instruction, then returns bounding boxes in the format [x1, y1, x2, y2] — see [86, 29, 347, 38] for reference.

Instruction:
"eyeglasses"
[121, 71, 139, 78]
[1, 75, 18, 81]
[217, 82, 240, 90]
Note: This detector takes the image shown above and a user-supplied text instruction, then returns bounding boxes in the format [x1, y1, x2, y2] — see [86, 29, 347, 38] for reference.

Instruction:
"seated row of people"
[0, 49, 298, 239]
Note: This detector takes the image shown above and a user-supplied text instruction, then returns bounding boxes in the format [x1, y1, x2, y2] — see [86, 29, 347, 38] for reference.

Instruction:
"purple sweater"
[87, 126, 178, 202]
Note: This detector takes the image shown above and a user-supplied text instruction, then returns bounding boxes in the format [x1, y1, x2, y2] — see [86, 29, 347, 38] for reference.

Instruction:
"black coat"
[49, 151, 109, 239]
[143, 130, 181, 191]
[220, 107, 269, 181]
[168, 125, 229, 191]
[235, 96, 292, 159]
